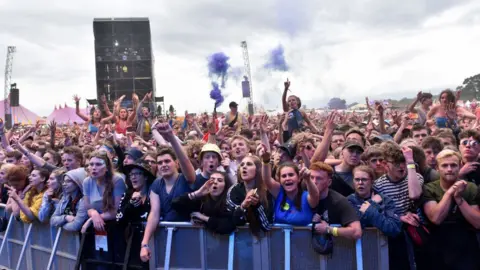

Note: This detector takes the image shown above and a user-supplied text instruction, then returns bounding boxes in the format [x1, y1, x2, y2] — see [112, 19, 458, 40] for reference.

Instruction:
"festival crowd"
[0, 81, 479, 270]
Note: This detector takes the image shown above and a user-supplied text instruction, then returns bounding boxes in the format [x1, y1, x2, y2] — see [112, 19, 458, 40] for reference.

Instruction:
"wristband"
[141, 244, 150, 249]
[407, 164, 416, 169]
[332, 227, 339, 237]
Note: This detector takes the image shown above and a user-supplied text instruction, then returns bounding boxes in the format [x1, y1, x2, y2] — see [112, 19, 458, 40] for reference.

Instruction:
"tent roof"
[46, 104, 87, 125]
[0, 99, 41, 124]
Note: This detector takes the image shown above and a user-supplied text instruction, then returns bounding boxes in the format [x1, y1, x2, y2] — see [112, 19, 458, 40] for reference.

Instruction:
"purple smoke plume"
[208, 52, 230, 88]
[264, 45, 289, 72]
[210, 82, 225, 109]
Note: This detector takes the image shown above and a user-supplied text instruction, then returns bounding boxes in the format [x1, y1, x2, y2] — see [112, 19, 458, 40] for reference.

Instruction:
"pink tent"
[47, 104, 87, 125]
[0, 99, 41, 124]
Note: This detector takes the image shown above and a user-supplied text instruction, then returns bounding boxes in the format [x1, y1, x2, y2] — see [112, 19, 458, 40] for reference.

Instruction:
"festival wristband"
[332, 227, 339, 237]
[407, 164, 416, 169]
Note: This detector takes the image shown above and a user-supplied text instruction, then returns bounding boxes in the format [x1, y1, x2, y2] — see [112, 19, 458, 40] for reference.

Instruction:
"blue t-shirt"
[287, 109, 304, 134]
[151, 174, 193, 221]
[194, 173, 209, 190]
[274, 188, 313, 226]
[83, 174, 126, 213]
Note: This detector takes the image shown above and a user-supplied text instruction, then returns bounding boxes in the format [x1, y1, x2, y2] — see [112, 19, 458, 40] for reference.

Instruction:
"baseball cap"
[229, 101, 238, 108]
[342, 140, 364, 152]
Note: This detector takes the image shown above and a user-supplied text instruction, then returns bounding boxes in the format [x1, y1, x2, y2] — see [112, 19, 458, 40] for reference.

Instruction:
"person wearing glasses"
[347, 165, 402, 237]
[457, 130, 480, 185]
[373, 142, 424, 270]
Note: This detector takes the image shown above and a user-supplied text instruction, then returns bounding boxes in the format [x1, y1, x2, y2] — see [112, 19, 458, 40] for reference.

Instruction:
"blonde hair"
[436, 149, 461, 165]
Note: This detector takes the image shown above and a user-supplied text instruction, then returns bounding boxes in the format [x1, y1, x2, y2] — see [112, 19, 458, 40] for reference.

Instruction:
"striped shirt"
[373, 174, 424, 216]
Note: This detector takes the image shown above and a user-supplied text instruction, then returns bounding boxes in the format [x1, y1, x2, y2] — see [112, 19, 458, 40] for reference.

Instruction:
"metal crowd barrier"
[150, 222, 389, 270]
[0, 204, 79, 270]
[0, 204, 389, 270]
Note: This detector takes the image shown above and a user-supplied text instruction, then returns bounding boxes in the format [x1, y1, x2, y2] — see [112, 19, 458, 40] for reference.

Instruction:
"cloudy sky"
[0, 0, 479, 117]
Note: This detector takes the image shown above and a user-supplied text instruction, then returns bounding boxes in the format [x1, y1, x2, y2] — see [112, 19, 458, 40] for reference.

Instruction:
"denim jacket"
[50, 195, 87, 232]
[38, 193, 60, 223]
[347, 192, 402, 237]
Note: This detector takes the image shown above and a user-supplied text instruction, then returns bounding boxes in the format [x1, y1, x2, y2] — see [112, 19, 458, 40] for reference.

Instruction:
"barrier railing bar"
[227, 232, 235, 270]
[46, 228, 62, 270]
[0, 214, 14, 256]
[355, 238, 363, 270]
[51, 250, 77, 261]
[164, 227, 174, 270]
[283, 228, 291, 270]
[199, 228, 206, 270]
[16, 223, 33, 270]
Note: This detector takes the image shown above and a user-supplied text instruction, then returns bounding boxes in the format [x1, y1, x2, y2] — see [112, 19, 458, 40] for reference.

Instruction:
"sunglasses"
[461, 140, 479, 147]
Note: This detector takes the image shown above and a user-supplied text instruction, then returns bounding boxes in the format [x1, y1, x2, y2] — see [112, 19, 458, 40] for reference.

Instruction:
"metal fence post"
[199, 228, 206, 270]
[227, 232, 235, 270]
[283, 228, 292, 270]
[356, 238, 363, 270]
[46, 228, 62, 270]
[164, 226, 175, 270]
[16, 223, 33, 270]
[0, 214, 14, 256]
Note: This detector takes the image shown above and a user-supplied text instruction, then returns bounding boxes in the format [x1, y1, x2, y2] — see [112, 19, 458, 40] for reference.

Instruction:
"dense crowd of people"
[0, 82, 479, 270]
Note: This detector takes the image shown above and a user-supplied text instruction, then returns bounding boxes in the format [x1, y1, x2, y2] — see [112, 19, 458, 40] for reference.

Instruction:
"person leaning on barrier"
[172, 171, 238, 235]
[310, 162, 362, 240]
[50, 168, 88, 231]
[116, 160, 155, 227]
[421, 150, 480, 269]
[226, 155, 274, 237]
[347, 166, 402, 237]
[5, 165, 30, 217]
[8, 168, 50, 223]
[260, 143, 319, 226]
[140, 123, 197, 262]
[81, 151, 126, 233]
[38, 168, 66, 223]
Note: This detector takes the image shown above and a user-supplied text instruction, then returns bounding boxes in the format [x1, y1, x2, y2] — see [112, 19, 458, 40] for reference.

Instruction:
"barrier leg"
[355, 238, 363, 270]
[15, 223, 33, 270]
[74, 232, 87, 270]
[0, 214, 14, 257]
[122, 227, 134, 270]
[46, 228, 62, 270]
[283, 229, 291, 270]
[164, 227, 174, 270]
[228, 232, 235, 270]
[199, 228, 206, 270]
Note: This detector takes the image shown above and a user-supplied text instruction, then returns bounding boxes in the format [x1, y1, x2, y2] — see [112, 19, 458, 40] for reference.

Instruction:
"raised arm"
[403, 147, 423, 200]
[156, 123, 196, 183]
[73, 95, 90, 122]
[282, 79, 290, 112]
[302, 168, 319, 209]
[259, 145, 281, 197]
[408, 91, 422, 113]
[311, 112, 336, 163]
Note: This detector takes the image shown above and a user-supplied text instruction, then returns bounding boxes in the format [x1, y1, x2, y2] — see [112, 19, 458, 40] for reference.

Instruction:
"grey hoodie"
[50, 168, 88, 232]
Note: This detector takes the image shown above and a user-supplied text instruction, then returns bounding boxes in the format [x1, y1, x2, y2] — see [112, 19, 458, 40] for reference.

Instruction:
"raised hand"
[73, 95, 81, 103]
[155, 123, 174, 139]
[401, 146, 414, 164]
[284, 78, 290, 91]
[48, 120, 57, 133]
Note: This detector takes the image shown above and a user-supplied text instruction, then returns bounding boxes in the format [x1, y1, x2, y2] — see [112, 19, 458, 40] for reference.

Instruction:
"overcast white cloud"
[0, 0, 479, 117]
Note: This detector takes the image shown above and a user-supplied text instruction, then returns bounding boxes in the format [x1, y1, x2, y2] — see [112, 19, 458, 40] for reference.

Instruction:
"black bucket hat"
[124, 160, 156, 188]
